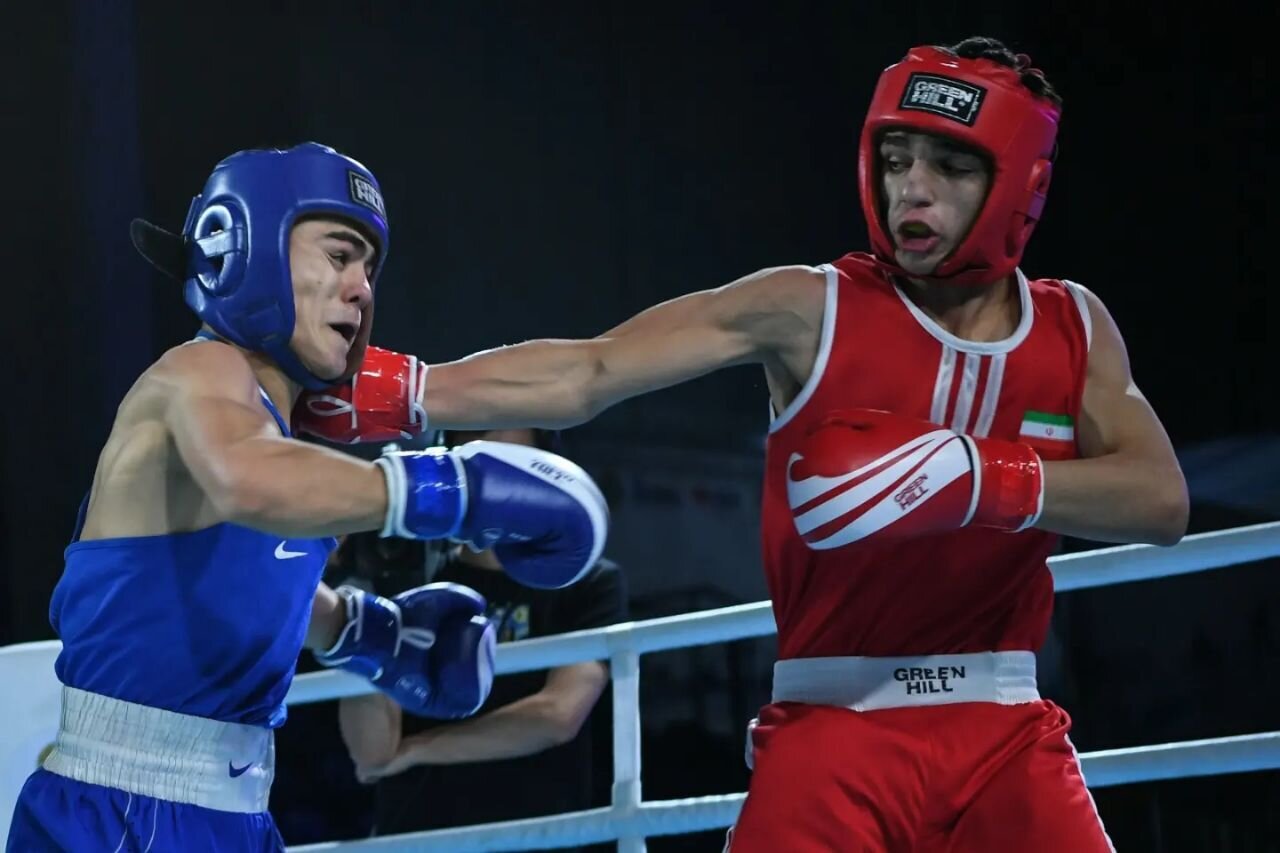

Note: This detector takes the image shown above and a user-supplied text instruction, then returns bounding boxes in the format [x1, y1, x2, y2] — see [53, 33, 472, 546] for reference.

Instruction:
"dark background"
[5, 1, 1276, 849]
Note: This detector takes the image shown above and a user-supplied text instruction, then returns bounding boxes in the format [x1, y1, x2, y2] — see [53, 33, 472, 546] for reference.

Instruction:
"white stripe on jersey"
[931, 349, 1005, 437]
[972, 353, 1005, 438]
[930, 345, 957, 426]
[950, 353, 983, 433]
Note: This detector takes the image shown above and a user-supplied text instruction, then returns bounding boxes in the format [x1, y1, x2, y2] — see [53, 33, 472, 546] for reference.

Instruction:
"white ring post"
[612, 648, 644, 853]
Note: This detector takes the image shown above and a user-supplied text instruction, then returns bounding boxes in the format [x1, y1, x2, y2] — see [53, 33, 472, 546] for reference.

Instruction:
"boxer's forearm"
[212, 437, 388, 537]
[1037, 454, 1188, 545]
[423, 339, 607, 431]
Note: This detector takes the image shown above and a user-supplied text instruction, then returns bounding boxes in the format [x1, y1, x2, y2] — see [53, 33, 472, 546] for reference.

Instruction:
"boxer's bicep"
[156, 344, 288, 515]
[1036, 286, 1188, 544]
[597, 264, 826, 380]
[1075, 287, 1178, 469]
[157, 349, 387, 533]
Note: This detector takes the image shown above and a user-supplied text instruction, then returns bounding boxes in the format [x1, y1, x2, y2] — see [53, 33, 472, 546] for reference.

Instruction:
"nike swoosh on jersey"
[228, 761, 253, 778]
[274, 542, 307, 560]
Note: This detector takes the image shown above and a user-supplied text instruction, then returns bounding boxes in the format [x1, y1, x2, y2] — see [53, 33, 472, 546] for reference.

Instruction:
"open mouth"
[898, 221, 936, 239]
[329, 322, 358, 344]
[896, 221, 940, 253]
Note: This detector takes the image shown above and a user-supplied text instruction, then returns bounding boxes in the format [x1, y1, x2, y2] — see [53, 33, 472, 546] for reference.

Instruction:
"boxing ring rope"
[279, 521, 1280, 851]
[1, 523, 1277, 845]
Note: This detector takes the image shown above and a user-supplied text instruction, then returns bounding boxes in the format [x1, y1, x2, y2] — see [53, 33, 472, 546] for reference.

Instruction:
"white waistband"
[772, 651, 1040, 711]
[41, 686, 274, 813]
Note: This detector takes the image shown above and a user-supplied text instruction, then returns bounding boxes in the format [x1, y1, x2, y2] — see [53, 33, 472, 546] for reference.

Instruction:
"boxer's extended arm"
[157, 342, 387, 537]
[1037, 287, 1188, 545]
[423, 265, 826, 429]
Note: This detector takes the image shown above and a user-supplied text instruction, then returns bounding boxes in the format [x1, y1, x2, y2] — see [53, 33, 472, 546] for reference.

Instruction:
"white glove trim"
[374, 453, 408, 539]
[959, 434, 981, 528]
[409, 359, 428, 434]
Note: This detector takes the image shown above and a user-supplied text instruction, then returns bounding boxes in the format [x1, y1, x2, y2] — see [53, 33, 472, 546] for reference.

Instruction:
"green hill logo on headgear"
[899, 73, 985, 126]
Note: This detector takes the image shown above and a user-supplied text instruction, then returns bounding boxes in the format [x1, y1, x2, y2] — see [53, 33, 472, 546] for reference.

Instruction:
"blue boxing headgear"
[177, 142, 389, 389]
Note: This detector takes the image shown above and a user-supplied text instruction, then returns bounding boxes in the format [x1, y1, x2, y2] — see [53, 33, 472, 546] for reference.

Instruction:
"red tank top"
[762, 253, 1091, 659]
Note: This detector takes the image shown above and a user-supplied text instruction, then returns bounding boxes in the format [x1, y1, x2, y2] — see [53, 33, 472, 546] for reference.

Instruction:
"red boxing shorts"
[726, 653, 1114, 852]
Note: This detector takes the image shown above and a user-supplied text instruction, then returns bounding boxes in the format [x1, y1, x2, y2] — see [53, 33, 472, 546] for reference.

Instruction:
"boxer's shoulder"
[149, 338, 260, 398]
[103, 340, 254, 438]
[80, 341, 263, 539]
[737, 262, 834, 335]
[751, 264, 828, 302]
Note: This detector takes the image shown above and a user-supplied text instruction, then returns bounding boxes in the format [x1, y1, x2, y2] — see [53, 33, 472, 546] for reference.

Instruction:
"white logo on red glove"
[894, 476, 930, 509]
[786, 430, 969, 549]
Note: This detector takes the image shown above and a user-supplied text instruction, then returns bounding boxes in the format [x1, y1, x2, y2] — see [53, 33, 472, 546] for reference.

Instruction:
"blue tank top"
[49, 383, 336, 728]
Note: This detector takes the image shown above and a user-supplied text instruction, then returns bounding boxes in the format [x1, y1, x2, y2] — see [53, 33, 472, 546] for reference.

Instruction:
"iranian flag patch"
[1020, 411, 1075, 455]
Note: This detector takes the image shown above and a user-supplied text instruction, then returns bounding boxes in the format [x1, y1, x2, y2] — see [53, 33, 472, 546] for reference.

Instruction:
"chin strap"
[865, 250, 1001, 288]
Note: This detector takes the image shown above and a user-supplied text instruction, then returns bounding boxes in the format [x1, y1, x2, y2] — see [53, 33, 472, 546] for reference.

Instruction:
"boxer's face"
[880, 131, 991, 276]
[287, 217, 377, 380]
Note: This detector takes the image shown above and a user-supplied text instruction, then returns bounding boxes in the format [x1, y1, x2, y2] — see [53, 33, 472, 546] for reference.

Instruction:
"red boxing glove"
[786, 408, 1043, 549]
[293, 346, 428, 444]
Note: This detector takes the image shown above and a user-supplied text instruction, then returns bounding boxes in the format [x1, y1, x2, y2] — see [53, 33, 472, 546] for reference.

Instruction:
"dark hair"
[945, 36, 1062, 108]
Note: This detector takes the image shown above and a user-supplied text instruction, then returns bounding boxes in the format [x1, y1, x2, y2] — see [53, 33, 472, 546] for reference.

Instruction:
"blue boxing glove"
[315, 583, 496, 718]
[374, 440, 608, 589]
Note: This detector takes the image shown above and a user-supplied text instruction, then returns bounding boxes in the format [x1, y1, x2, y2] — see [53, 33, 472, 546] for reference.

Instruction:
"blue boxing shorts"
[6, 687, 283, 852]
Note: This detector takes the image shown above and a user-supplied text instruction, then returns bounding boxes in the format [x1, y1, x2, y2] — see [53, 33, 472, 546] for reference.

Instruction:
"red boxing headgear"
[858, 46, 1060, 285]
